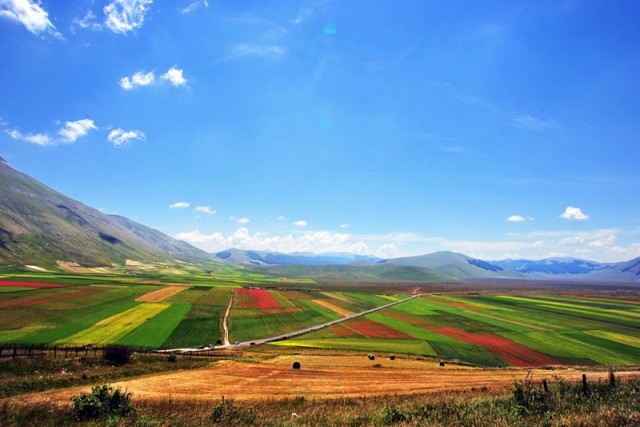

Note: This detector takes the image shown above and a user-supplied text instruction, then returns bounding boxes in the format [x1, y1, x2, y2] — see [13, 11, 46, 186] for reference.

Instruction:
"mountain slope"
[0, 156, 212, 266]
[264, 264, 455, 282]
[491, 257, 605, 276]
[383, 251, 521, 279]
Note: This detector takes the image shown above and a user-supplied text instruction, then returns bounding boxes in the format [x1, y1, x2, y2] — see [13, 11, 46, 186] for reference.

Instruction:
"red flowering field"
[0, 290, 95, 308]
[346, 318, 413, 339]
[0, 280, 66, 288]
[429, 326, 559, 366]
[235, 288, 281, 309]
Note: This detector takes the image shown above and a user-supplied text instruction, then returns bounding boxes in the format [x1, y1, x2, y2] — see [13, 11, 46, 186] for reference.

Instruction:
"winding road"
[165, 293, 422, 353]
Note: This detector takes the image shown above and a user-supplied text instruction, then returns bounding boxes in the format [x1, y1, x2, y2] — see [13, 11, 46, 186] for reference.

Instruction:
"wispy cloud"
[509, 113, 558, 131]
[6, 129, 52, 146]
[0, 0, 62, 38]
[228, 44, 286, 60]
[236, 217, 250, 224]
[72, 10, 102, 32]
[6, 119, 96, 146]
[104, 0, 153, 35]
[170, 202, 190, 208]
[180, 1, 208, 15]
[452, 86, 559, 133]
[120, 71, 155, 90]
[195, 206, 216, 215]
[107, 128, 145, 146]
[507, 215, 535, 223]
[292, 220, 308, 227]
[560, 206, 589, 221]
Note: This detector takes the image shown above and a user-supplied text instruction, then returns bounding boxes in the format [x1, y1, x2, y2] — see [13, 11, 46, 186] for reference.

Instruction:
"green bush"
[71, 385, 134, 420]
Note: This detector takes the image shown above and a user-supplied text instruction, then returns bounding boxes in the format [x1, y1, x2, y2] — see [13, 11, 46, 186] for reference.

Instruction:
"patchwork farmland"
[0, 275, 639, 368]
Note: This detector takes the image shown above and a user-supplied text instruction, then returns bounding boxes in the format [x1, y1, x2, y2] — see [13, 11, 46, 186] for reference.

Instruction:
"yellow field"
[9, 355, 640, 407]
[56, 303, 170, 345]
[135, 286, 188, 302]
[311, 299, 353, 317]
[586, 330, 640, 347]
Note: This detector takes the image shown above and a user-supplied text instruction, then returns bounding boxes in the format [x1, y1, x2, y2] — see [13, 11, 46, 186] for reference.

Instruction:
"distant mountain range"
[1, 155, 638, 281]
[213, 248, 382, 266]
[218, 248, 640, 282]
[0, 156, 211, 267]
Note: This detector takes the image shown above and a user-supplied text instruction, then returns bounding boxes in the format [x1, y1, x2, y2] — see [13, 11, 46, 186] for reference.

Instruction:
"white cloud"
[72, 10, 102, 31]
[107, 128, 145, 146]
[340, 223, 350, 229]
[236, 217, 250, 224]
[0, 0, 62, 38]
[161, 67, 187, 87]
[195, 206, 216, 215]
[560, 206, 589, 221]
[175, 228, 372, 255]
[104, 0, 153, 35]
[170, 202, 190, 209]
[507, 215, 535, 223]
[6, 119, 96, 146]
[293, 220, 307, 227]
[229, 44, 286, 59]
[276, 215, 285, 221]
[120, 71, 155, 90]
[120, 67, 187, 90]
[375, 243, 398, 258]
[58, 119, 97, 142]
[6, 129, 52, 146]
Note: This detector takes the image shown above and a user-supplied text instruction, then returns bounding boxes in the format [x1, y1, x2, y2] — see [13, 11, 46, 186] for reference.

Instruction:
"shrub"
[103, 346, 132, 365]
[71, 385, 134, 420]
[167, 354, 177, 363]
[210, 397, 255, 424]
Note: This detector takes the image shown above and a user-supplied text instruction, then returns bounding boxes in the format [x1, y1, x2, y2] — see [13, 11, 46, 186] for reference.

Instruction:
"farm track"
[167, 294, 421, 353]
[222, 290, 234, 346]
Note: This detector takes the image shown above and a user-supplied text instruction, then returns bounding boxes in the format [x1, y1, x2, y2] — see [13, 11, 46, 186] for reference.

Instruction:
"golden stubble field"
[7, 354, 640, 407]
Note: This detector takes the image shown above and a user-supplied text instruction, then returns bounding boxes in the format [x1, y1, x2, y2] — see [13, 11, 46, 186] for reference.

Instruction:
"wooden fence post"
[582, 374, 590, 397]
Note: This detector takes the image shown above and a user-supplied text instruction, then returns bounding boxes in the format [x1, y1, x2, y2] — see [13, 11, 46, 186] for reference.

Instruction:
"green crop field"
[1, 272, 639, 368]
[57, 303, 171, 345]
[278, 294, 640, 367]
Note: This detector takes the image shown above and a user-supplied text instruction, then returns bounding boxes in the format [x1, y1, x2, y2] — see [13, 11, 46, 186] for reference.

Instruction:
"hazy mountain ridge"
[214, 248, 382, 266]
[0, 157, 212, 266]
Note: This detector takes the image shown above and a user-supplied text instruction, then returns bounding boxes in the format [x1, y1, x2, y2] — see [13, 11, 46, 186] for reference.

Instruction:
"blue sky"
[1, 0, 639, 261]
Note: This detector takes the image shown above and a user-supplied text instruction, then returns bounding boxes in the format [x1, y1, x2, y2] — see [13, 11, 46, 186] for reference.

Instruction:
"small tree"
[71, 385, 134, 420]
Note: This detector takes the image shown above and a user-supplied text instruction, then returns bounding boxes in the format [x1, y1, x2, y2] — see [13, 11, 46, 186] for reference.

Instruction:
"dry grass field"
[7, 354, 640, 408]
[134, 286, 189, 302]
